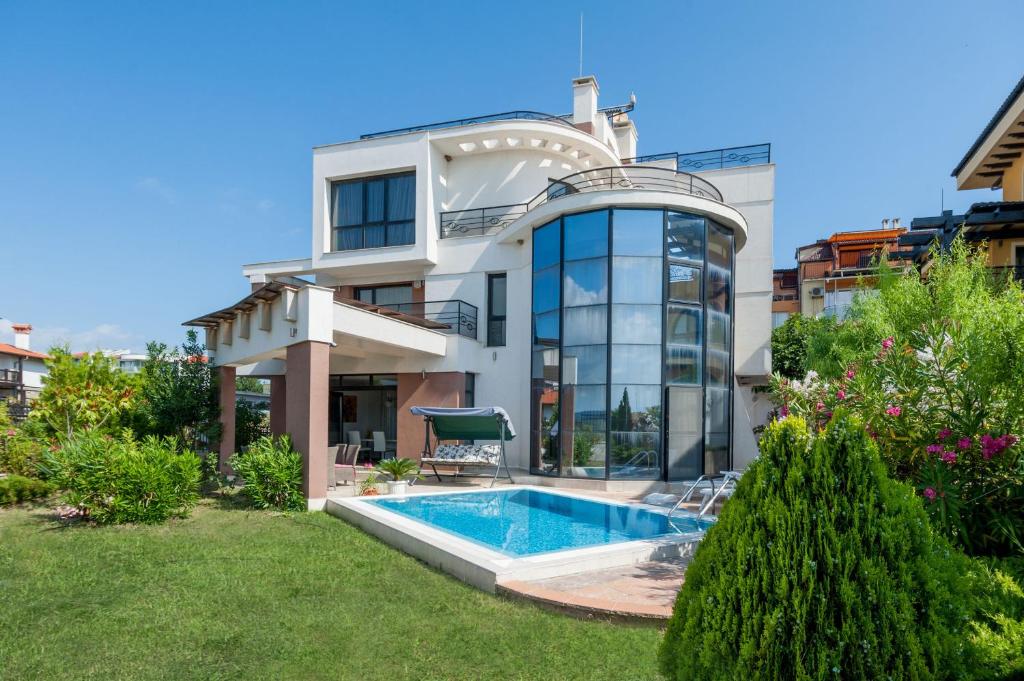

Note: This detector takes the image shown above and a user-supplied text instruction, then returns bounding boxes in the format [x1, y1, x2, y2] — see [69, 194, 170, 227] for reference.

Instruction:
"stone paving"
[498, 558, 688, 623]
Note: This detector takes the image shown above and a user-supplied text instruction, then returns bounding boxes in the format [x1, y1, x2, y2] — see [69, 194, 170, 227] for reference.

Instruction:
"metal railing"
[772, 293, 798, 302]
[439, 165, 723, 238]
[385, 300, 478, 339]
[7, 403, 30, 422]
[627, 143, 771, 172]
[360, 111, 575, 140]
[0, 368, 21, 385]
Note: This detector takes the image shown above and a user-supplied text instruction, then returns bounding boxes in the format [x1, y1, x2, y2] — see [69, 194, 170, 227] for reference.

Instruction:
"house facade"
[186, 76, 774, 506]
[0, 324, 50, 420]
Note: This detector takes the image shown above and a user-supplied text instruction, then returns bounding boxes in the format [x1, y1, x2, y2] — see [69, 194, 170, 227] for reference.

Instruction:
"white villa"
[0, 324, 50, 420]
[186, 76, 774, 507]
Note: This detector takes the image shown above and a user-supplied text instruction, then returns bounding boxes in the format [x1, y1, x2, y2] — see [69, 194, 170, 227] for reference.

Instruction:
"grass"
[0, 495, 663, 681]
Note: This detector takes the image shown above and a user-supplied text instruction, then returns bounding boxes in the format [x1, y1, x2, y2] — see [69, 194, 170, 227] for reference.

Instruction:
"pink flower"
[926, 444, 943, 454]
[956, 438, 971, 451]
[5, 429, 14, 437]
[836, 389, 846, 400]
[780, 404, 789, 417]
[885, 406, 901, 417]
[845, 369, 856, 379]
[937, 428, 952, 440]
[816, 402, 825, 412]
[941, 451, 957, 464]
[881, 337, 894, 349]
[923, 487, 937, 501]
[980, 434, 1018, 459]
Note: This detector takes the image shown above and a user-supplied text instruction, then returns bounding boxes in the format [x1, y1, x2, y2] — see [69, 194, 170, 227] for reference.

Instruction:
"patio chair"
[335, 444, 362, 486]
[347, 430, 361, 446]
[326, 445, 340, 490]
[372, 431, 388, 459]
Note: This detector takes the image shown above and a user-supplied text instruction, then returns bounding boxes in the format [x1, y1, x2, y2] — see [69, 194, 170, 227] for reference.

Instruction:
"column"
[217, 365, 236, 474]
[269, 375, 287, 436]
[286, 341, 330, 501]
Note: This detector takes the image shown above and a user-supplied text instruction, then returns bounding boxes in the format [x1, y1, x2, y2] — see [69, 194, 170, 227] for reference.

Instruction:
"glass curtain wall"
[529, 208, 734, 481]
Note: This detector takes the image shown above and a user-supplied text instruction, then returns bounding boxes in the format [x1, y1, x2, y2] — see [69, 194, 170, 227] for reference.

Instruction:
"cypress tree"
[659, 412, 974, 681]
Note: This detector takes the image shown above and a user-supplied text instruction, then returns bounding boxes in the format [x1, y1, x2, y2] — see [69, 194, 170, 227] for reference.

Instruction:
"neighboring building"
[792, 222, 912, 319]
[771, 267, 798, 328]
[185, 76, 775, 505]
[72, 350, 148, 373]
[0, 324, 50, 419]
[903, 73, 1024, 275]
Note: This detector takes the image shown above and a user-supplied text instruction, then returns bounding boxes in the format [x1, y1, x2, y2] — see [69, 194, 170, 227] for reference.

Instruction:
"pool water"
[368, 489, 711, 557]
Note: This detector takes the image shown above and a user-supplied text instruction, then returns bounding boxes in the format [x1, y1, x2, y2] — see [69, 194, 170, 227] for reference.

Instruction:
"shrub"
[42, 431, 200, 524]
[967, 560, 1024, 680]
[659, 413, 974, 681]
[234, 399, 269, 451]
[0, 474, 54, 505]
[0, 412, 48, 478]
[229, 435, 304, 511]
[772, 241, 1024, 557]
[771, 313, 836, 379]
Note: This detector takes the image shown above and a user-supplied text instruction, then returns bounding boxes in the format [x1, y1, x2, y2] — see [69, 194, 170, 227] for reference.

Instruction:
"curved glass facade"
[529, 208, 734, 481]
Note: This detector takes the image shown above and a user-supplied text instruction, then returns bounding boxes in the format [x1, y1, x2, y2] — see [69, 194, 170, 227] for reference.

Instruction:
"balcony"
[360, 111, 575, 140]
[627, 143, 771, 172]
[439, 166, 723, 238]
[0, 368, 21, 387]
[337, 297, 478, 340]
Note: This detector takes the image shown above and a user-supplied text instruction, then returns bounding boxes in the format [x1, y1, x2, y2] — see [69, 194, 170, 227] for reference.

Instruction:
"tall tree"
[31, 348, 135, 438]
[141, 330, 220, 451]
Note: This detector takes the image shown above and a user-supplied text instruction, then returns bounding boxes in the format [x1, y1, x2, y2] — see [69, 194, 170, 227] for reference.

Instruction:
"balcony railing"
[626, 143, 771, 172]
[382, 300, 479, 339]
[0, 368, 21, 386]
[439, 165, 723, 238]
[360, 111, 575, 140]
[7, 403, 30, 422]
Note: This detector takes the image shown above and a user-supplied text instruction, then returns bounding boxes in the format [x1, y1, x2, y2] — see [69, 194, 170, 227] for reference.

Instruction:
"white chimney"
[892, 217, 901, 229]
[12, 323, 31, 350]
[572, 75, 599, 131]
[882, 218, 889, 229]
[612, 117, 638, 161]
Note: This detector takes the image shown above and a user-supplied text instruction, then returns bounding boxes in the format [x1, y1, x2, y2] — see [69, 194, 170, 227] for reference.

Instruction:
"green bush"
[42, 431, 200, 524]
[967, 559, 1024, 680]
[0, 409, 48, 478]
[229, 435, 304, 511]
[0, 474, 54, 505]
[659, 413, 975, 681]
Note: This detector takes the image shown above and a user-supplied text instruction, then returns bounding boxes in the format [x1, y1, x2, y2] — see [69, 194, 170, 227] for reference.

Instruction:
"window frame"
[330, 171, 415, 252]
[486, 272, 507, 347]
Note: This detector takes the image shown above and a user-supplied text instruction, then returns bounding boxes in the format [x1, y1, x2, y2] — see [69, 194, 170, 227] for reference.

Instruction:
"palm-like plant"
[375, 457, 423, 482]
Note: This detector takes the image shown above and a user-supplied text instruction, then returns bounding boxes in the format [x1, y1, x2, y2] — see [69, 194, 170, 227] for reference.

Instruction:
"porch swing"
[409, 406, 516, 487]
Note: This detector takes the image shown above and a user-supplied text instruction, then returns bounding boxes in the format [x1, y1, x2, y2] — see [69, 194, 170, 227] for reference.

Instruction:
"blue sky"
[1, 1, 1020, 351]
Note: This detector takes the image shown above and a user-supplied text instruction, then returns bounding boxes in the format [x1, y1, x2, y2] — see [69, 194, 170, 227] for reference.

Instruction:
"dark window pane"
[564, 258, 607, 307]
[387, 174, 415, 220]
[666, 213, 704, 264]
[365, 179, 385, 223]
[363, 225, 385, 249]
[531, 348, 560, 474]
[372, 286, 413, 307]
[669, 264, 701, 302]
[386, 221, 414, 246]
[332, 182, 363, 227]
[533, 220, 561, 270]
[613, 257, 661, 304]
[613, 209, 662, 257]
[337, 227, 362, 251]
[564, 210, 608, 261]
[487, 273, 507, 347]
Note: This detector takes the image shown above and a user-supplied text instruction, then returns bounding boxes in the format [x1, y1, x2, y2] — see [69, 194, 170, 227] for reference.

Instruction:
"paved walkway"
[498, 558, 688, 623]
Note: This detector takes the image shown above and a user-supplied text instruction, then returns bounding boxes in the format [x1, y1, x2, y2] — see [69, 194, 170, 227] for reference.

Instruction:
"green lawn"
[0, 497, 663, 681]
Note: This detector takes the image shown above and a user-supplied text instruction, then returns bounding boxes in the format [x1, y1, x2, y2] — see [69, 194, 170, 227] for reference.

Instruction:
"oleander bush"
[41, 431, 200, 524]
[0, 474, 54, 506]
[229, 435, 304, 511]
[0, 409, 49, 478]
[659, 413, 975, 681]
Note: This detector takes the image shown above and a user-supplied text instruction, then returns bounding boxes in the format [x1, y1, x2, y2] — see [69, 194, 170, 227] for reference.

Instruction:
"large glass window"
[528, 208, 734, 481]
[355, 284, 413, 307]
[331, 172, 415, 251]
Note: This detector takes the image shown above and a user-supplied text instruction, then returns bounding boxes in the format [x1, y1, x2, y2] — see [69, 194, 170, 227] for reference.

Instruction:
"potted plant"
[375, 457, 423, 497]
[358, 472, 380, 496]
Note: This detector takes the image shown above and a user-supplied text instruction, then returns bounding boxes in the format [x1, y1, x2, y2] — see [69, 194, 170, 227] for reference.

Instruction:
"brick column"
[217, 365, 236, 474]
[286, 341, 330, 501]
[269, 375, 287, 436]
[396, 372, 466, 460]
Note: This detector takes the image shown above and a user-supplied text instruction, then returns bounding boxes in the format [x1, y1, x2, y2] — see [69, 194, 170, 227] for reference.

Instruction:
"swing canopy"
[409, 406, 516, 441]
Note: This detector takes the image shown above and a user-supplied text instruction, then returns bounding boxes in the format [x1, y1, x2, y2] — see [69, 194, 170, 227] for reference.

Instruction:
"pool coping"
[326, 485, 710, 593]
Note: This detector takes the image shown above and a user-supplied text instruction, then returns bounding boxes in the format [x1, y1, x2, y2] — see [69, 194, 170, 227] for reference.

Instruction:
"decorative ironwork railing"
[772, 293, 798, 302]
[439, 165, 723, 238]
[360, 111, 575, 140]
[386, 300, 478, 339]
[627, 143, 771, 172]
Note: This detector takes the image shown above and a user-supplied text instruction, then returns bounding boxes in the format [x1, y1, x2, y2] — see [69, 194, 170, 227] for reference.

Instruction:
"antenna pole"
[578, 13, 583, 77]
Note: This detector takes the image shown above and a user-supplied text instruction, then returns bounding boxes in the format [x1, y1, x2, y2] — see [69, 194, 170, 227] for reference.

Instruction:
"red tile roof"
[0, 343, 51, 360]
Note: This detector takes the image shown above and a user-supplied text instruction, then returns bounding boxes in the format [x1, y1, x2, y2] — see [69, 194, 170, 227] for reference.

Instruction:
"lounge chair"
[335, 444, 362, 486]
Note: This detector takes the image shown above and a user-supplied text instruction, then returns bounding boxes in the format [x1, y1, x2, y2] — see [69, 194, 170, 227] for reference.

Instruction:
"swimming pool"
[367, 488, 711, 557]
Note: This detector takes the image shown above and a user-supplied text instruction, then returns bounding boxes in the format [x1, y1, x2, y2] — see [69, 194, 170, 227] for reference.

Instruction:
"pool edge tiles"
[326, 486, 708, 593]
